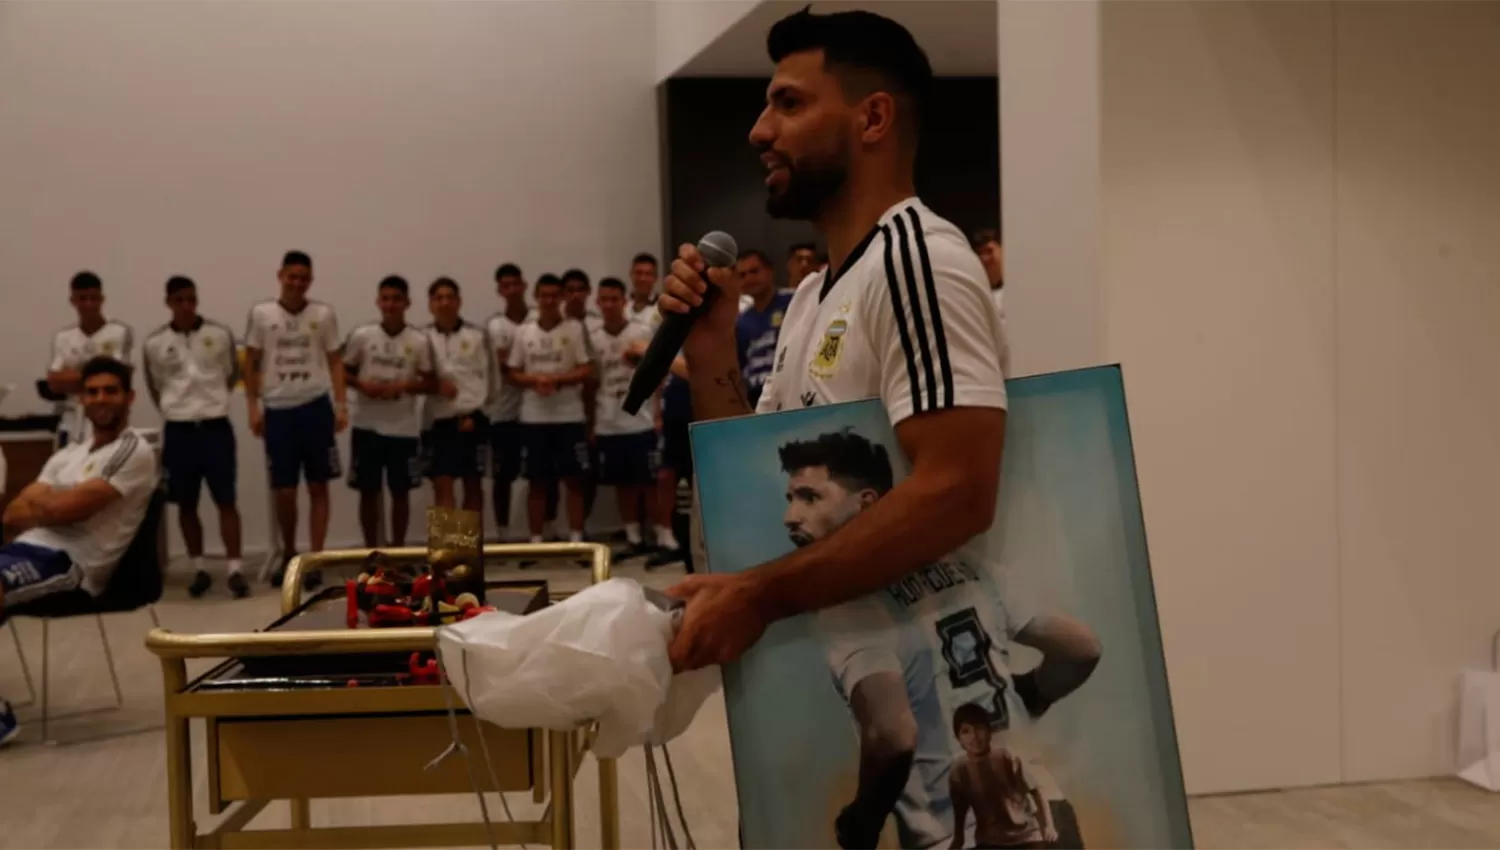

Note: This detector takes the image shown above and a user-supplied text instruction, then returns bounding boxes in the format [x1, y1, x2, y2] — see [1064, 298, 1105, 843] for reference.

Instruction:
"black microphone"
[622, 231, 739, 415]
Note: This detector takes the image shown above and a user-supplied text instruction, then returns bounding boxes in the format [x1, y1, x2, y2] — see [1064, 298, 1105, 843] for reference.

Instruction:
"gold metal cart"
[145, 543, 621, 850]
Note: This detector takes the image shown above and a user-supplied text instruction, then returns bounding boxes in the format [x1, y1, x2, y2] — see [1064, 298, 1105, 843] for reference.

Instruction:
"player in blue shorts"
[244, 251, 348, 587]
[142, 276, 246, 597]
[486, 263, 533, 539]
[344, 277, 435, 546]
[590, 278, 670, 554]
[422, 278, 493, 513]
[504, 276, 594, 545]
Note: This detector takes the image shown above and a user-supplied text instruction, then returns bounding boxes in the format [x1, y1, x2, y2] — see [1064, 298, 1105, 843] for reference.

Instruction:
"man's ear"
[858, 488, 880, 509]
[859, 92, 898, 145]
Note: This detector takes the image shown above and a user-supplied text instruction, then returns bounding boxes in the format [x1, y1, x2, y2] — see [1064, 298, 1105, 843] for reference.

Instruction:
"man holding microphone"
[658, 7, 1010, 680]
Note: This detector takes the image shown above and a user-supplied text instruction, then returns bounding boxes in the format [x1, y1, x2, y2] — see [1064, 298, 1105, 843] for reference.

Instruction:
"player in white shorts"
[46, 271, 134, 447]
[777, 429, 1100, 848]
[343, 276, 436, 546]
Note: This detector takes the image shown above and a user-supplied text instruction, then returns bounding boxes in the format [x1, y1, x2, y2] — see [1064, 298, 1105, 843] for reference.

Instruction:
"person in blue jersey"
[733, 249, 795, 409]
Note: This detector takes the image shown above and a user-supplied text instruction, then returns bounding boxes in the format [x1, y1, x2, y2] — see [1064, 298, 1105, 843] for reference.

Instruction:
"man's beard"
[86, 408, 124, 431]
[766, 153, 848, 221]
[788, 530, 815, 548]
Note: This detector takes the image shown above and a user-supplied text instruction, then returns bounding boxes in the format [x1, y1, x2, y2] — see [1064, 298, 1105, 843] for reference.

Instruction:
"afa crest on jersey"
[811, 318, 847, 379]
[771, 311, 784, 328]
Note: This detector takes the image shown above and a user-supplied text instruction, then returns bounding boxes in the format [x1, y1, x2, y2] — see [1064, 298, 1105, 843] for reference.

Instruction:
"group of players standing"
[42, 243, 826, 599]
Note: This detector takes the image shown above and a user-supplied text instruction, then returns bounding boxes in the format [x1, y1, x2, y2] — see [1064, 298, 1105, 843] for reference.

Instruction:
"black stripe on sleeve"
[101, 431, 141, 479]
[892, 214, 939, 412]
[905, 207, 954, 409]
[880, 225, 925, 414]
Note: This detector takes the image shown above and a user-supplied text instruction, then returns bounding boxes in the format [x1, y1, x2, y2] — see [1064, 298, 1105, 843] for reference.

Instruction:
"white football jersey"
[17, 428, 157, 595]
[626, 299, 661, 330]
[757, 198, 1013, 849]
[142, 318, 238, 422]
[424, 320, 492, 422]
[343, 322, 433, 438]
[589, 320, 655, 436]
[755, 198, 1008, 423]
[244, 300, 340, 410]
[485, 311, 530, 423]
[49, 320, 134, 436]
[507, 318, 591, 424]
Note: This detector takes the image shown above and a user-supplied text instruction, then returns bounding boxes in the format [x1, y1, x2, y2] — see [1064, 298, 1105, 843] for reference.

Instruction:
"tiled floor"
[2, 555, 1495, 848]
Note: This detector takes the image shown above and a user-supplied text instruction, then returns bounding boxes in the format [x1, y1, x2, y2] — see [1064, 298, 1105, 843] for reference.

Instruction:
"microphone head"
[697, 231, 739, 268]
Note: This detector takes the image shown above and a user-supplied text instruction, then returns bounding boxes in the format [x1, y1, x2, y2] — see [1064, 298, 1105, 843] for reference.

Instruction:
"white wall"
[655, 0, 760, 82]
[1333, 1, 1500, 782]
[1005, 0, 1500, 793]
[0, 1, 661, 558]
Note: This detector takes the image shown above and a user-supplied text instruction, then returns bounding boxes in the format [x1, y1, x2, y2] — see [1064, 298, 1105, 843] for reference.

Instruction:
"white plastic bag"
[1457, 631, 1500, 791]
[437, 577, 719, 758]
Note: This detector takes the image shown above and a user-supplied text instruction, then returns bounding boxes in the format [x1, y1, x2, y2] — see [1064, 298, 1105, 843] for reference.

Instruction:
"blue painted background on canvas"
[690, 365, 1192, 849]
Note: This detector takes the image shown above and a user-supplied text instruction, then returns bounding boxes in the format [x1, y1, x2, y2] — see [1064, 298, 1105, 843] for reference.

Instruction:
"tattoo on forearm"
[715, 368, 751, 411]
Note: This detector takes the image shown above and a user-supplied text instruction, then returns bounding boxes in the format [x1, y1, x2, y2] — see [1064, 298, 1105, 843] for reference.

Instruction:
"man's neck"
[171, 315, 198, 332]
[603, 315, 628, 334]
[90, 424, 123, 450]
[752, 289, 776, 312]
[506, 301, 529, 322]
[991, 278, 1004, 291]
[435, 317, 461, 333]
[78, 316, 105, 335]
[279, 297, 307, 314]
[816, 168, 915, 276]
[538, 314, 562, 331]
[630, 293, 654, 310]
[381, 318, 406, 334]
[567, 309, 586, 323]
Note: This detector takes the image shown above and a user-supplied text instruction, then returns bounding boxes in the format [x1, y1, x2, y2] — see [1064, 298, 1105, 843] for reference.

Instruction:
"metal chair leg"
[7, 620, 35, 707]
[40, 619, 49, 745]
[95, 614, 124, 707]
[148, 605, 161, 628]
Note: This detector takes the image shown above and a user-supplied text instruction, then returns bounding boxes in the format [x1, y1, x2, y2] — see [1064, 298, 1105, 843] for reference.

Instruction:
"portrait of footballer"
[777, 428, 1102, 850]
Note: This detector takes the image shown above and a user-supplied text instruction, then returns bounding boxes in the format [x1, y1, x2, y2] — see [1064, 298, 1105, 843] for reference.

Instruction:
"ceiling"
[675, 0, 998, 78]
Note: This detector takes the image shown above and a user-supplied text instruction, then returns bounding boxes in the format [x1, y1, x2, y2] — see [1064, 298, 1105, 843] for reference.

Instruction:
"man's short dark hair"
[561, 269, 591, 289]
[379, 275, 409, 296]
[598, 277, 626, 294]
[495, 263, 522, 280]
[71, 271, 102, 292]
[81, 355, 133, 393]
[788, 242, 818, 257]
[428, 277, 459, 297]
[282, 250, 312, 269]
[738, 249, 773, 268]
[779, 429, 893, 495]
[951, 702, 990, 737]
[535, 274, 563, 293]
[970, 228, 1001, 251]
[165, 275, 195, 296]
[766, 8, 933, 143]
[632, 253, 658, 268]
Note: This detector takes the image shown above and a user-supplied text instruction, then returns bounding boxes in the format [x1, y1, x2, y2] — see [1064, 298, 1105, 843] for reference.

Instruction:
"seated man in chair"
[0, 357, 157, 745]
